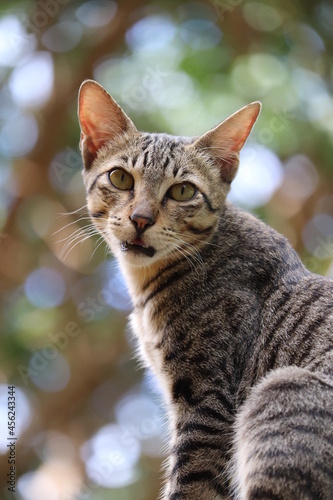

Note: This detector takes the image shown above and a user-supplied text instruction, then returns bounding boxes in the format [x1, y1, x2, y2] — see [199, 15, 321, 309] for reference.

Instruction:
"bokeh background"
[0, 0, 333, 498]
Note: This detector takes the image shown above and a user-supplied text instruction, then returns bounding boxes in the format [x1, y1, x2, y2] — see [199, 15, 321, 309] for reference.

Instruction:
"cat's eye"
[109, 168, 134, 190]
[167, 182, 196, 202]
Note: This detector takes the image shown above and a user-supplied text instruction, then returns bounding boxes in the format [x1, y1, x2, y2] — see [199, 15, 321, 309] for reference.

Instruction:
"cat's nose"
[130, 211, 155, 234]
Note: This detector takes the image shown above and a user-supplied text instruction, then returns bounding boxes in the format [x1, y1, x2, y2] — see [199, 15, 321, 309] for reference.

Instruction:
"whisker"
[174, 244, 204, 279]
[59, 224, 101, 245]
[165, 234, 206, 279]
[57, 204, 88, 218]
[186, 233, 222, 250]
[59, 223, 105, 258]
[89, 233, 108, 262]
[60, 231, 99, 261]
[103, 241, 112, 260]
[52, 216, 93, 236]
[55, 224, 97, 245]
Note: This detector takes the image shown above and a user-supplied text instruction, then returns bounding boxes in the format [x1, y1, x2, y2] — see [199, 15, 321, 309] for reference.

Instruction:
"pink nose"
[130, 212, 155, 234]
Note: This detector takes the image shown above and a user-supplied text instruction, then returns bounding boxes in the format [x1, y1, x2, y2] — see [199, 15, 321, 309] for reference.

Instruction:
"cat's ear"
[192, 102, 261, 183]
[78, 79, 137, 168]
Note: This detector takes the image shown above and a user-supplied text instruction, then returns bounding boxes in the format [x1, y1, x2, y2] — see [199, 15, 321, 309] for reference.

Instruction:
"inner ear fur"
[193, 101, 261, 183]
[78, 79, 137, 168]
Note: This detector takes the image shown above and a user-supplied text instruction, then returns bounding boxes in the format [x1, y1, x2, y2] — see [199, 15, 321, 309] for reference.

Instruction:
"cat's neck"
[119, 248, 196, 303]
[119, 258, 171, 298]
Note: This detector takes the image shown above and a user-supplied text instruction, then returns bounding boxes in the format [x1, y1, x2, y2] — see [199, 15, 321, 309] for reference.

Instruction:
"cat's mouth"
[121, 239, 156, 258]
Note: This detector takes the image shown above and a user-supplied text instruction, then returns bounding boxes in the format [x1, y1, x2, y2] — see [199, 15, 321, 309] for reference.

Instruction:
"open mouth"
[121, 240, 155, 258]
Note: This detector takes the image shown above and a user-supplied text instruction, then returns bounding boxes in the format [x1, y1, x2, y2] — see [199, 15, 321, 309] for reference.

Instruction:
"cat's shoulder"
[222, 202, 289, 245]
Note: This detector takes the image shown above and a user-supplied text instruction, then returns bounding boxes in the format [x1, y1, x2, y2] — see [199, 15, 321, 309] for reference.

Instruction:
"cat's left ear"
[192, 102, 261, 183]
[78, 79, 137, 168]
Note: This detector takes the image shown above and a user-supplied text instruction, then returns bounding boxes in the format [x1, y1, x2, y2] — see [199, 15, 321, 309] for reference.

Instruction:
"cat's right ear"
[191, 102, 261, 184]
[78, 80, 136, 168]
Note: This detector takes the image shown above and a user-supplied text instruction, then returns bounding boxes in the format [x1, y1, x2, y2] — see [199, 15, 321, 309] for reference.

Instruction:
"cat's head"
[78, 80, 260, 269]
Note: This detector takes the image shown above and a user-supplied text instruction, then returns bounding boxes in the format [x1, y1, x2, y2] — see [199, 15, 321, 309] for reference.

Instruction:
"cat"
[78, 79, 333, 499]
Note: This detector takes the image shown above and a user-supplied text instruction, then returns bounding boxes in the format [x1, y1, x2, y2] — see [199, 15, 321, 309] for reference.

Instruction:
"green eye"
[109, 168, 134, 190]
[168, 182, 196, 202]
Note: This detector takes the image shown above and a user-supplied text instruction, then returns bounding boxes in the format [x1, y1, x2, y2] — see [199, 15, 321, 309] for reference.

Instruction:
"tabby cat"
[78, 79, 333, 499]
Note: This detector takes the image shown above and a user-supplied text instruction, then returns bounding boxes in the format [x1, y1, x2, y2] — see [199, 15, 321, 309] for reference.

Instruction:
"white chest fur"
[130, 305, 172, 400]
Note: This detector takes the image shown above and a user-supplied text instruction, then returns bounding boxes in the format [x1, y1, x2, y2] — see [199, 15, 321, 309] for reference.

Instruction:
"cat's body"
[78, 80, 333, 499]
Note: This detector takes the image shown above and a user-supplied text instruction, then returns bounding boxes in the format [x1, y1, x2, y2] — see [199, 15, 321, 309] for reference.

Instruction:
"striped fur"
[78, 80, 333, 499]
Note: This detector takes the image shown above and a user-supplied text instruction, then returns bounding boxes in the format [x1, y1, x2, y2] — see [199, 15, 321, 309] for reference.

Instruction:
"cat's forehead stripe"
[135, 133, 183, 173]
[143, 150, 149, 168]
[131, 155, 138, 168]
